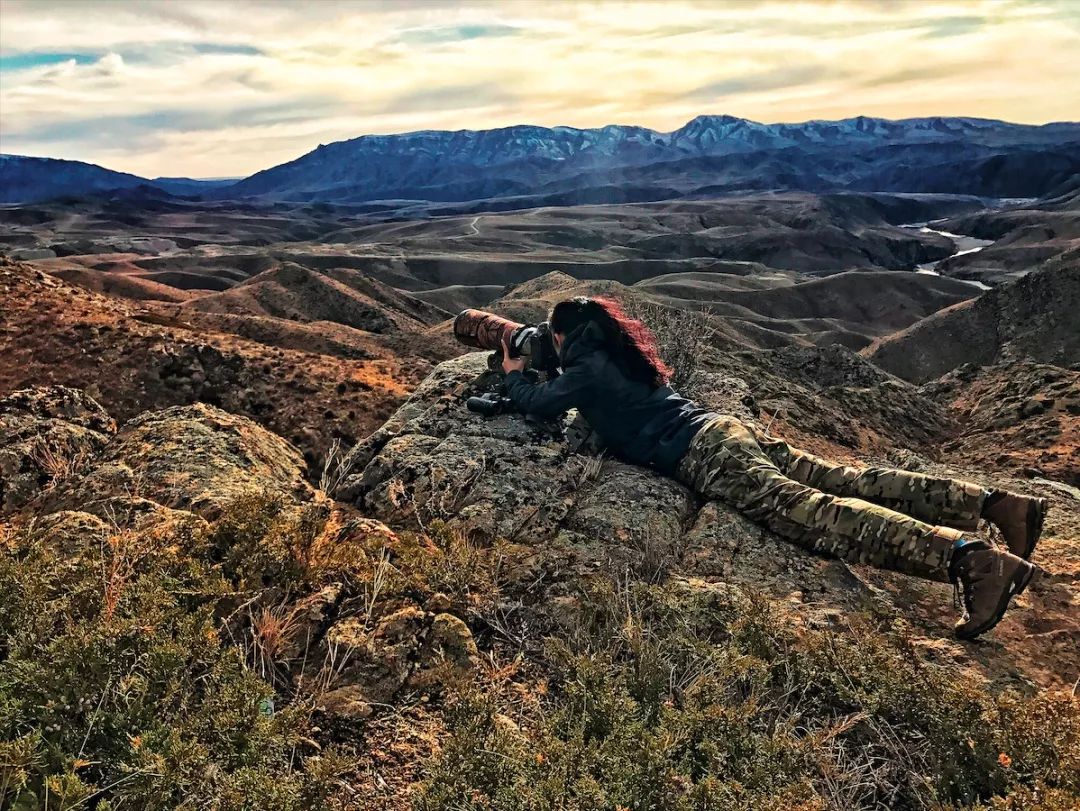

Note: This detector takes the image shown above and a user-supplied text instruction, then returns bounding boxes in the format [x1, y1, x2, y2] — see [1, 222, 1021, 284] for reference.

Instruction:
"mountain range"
[3, 115, 1078, 207]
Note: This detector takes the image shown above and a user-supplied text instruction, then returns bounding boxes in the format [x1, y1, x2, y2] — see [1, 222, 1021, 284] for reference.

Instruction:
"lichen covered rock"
[0, 386, 115, 512]
[40, 402, 311, 520]
[338, 352, 881, 619]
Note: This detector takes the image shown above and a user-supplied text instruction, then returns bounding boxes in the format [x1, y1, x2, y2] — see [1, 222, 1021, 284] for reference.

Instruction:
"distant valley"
[0, 114, 1077, 463]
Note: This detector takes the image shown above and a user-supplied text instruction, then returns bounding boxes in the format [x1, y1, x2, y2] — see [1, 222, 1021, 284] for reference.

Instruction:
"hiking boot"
[951, 541, 1037, 640]
[982, 491, 1048, 560]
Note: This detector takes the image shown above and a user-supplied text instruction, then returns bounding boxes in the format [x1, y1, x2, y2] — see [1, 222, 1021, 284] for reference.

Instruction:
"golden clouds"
[0, 0, 1076, 177]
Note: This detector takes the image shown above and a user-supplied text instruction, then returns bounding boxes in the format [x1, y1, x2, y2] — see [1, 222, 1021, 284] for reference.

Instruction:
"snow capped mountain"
[3, 115, 1077, 205]
[226, 114, 1078, 202]
[299, 115, 1074, 173]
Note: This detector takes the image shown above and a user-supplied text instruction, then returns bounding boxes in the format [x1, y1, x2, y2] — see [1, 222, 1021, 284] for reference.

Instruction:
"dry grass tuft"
[29, 439, 92, 490]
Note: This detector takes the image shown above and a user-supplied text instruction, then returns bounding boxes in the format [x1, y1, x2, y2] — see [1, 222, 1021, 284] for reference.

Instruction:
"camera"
[453, 309, 561, 376]
[466, 392, 515, 417]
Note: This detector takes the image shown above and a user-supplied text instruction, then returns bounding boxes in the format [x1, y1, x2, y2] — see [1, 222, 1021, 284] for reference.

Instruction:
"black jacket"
[503, 321, 715, 474]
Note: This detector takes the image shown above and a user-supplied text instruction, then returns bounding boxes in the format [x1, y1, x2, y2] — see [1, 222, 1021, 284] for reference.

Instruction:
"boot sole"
[956, 563, 1037, 641]
[1020, 498, 1048, 560]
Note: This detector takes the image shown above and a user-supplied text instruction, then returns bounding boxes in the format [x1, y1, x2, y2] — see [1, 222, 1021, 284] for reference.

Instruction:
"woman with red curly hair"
[503, 296, 1045, 641]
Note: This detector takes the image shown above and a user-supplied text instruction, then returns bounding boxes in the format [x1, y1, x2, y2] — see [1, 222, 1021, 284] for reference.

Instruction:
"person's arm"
[504, 365, 591, 419]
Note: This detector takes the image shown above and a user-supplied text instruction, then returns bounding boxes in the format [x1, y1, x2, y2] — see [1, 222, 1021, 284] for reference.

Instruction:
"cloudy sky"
[1, 0, 1077, 178]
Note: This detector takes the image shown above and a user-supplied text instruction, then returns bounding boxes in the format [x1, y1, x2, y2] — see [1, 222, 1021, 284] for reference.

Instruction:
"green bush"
[391, 519, 510, 609]
[206, 492, 328, 591]
[0, 510, 347, 810]
[4, 498, 1077, 811]
[418, 581, 1080, 811]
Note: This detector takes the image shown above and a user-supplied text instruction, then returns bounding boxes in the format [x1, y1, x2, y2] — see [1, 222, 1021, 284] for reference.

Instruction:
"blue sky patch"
[0, 43, 263, 73]
[0, 52, 98, 72]
[396, 24, 519, 45]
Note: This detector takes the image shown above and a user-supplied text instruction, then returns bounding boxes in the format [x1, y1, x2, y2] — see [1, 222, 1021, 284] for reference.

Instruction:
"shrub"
[205, 491, 372, 592]
[417, 580, 1080, 811]
[0, 509, 348, 810]
[391, 520, 510, 610]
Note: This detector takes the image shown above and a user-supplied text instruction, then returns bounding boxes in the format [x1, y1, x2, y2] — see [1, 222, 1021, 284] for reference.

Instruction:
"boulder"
[339, 354, 589, 543]
[0, 386, 114, 513]
[317, 606, 479, 704]
[39, 402, 311, 521]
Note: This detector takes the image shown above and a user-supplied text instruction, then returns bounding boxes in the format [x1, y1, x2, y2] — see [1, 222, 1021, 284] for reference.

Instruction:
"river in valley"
[901, 221, 994, 290]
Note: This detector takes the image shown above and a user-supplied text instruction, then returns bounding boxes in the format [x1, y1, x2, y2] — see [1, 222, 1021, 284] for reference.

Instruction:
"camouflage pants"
[676, 416, 988, 582]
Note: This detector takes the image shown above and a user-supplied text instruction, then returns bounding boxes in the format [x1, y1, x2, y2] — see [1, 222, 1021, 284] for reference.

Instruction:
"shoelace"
[952, 567, 976, 615]
[984, 520, 1004, 548]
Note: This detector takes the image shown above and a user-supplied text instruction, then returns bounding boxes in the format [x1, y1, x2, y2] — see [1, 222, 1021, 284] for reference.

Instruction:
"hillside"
[0, 154, 149, 204]
[2, 234, 1078, 809]
[866, 265, 1080, 383]
[0, 257, 456, 465]
[0, 155, 231, 205]
[1, 191, 997, 350]
[2, 342, 1077, 808]
[181, 263, 451, 333]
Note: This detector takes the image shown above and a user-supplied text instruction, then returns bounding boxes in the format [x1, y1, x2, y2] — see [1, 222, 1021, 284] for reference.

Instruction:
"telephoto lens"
[453, 309, 522, 352]
[453, 309, 561, 376]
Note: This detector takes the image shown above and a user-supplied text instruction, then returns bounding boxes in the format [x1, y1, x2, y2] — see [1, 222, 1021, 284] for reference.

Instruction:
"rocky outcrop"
[0, 391, 309, 524]
[336, 353, 878, 618]
[2, 388, 319, 587]
[37, 402, 312, 521]
[0, 386, 115, 512]
[926, 360, 1080, 485]
[327, 352, 1080, 694]
[1, 386, 462, 713]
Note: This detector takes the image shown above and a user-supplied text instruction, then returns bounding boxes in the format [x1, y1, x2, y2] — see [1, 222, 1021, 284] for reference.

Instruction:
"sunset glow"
[1, 0, 1077, 177]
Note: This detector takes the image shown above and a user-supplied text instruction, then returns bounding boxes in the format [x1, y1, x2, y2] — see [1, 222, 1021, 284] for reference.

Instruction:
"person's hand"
[501, 334, 526, 374]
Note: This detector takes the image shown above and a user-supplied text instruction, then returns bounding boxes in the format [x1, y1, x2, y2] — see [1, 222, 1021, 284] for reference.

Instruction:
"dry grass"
[319, 438, 358, 495]
[99, 526, 153, 624]
[248, 603, 306, 685]
[626, 298, 717, 397]
[363, 545, 394, 632]
[29, 439, 92, 490]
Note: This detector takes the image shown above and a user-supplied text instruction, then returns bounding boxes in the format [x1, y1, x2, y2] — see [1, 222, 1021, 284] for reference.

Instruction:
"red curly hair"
[549, 296, 671, 388]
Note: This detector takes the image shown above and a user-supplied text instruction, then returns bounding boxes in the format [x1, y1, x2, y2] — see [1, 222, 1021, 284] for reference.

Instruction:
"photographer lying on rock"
[494, 296, 1046, 640]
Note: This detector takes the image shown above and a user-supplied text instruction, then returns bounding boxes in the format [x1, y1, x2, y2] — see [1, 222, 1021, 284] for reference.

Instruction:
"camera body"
[502, 321, 560, 376]
[454, 309, 564, 421]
